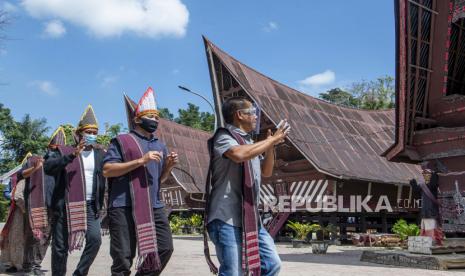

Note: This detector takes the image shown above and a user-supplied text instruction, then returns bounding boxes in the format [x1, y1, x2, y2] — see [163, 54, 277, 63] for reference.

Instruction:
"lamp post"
[178, 85, 218, 130]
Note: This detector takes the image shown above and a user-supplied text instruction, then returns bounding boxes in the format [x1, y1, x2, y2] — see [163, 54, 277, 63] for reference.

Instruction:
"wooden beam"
[360, 213, 367, 233]
[408, 0, 438, 15]
[221, 86, 244, 97]
[397, 184, 402, 203]
[381, 211, 388, 233]
[205, 46, 225, 127]
[264, 169, 326, 184]
[414, 117, 437, 125]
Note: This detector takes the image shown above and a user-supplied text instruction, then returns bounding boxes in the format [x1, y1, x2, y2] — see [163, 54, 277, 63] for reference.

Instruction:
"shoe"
[5, 266, 18, 273]
[33, 269, 45, 276]
[23, 269, 45, 276]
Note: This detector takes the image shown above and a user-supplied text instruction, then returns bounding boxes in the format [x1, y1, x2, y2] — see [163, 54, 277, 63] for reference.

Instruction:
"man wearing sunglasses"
[204, 97, 290, 276]
[44, 105, 106, 276]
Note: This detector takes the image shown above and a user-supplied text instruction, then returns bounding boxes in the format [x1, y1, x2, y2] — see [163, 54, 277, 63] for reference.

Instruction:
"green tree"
[0, 113, 49, 173]
[104, 122, 124, 137]
[159, 107, 174, 121]
[347, 76, 395, 110]
[97, 123, 125, 147]
[60, 123, 77, 145]
[200, 111, 215, 132]
[176, 103, 202, 129]
[319, 88, 360, 107]
[176, 103, 214, 132]
[373, 75, 395, 109]
[0, 103, 14, 133]
[0, 104, 15, 172]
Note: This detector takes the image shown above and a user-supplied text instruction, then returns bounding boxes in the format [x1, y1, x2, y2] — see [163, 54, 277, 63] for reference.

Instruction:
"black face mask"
[138, 117, 159, 133]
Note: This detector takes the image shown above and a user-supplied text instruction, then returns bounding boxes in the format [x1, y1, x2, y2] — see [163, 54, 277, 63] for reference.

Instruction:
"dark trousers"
[23, 210, 52, 271]
[51, 202, 102, 276]
[109, 207, 174, 276]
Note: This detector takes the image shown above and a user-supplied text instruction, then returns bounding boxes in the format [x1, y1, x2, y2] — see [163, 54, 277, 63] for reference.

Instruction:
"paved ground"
[1, 235, 464, 275]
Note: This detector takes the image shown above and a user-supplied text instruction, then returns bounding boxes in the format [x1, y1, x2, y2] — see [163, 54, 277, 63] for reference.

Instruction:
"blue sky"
[0, 0, 395, 134]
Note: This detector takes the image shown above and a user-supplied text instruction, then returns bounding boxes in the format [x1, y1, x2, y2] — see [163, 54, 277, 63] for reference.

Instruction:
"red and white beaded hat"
[135, 87, 159, 118]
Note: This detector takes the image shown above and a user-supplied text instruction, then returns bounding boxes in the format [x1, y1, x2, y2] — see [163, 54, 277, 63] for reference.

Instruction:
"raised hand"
[270, 119, 291, 145]
[33, 157, 44, 171]
[141, 151, 163, 164]
[74, 139, 86, 156]
[166, 152, 179, 168]
[34, 157, 44, 168]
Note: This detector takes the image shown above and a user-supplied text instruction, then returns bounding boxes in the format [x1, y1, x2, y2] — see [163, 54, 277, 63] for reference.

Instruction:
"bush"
[287, 221, 317, 241]
[322, 224, 338, 240]
[188, 213, 203, 229]
[169, 215, 187, 235]
[0, 185, 10, 222]
[170, 214, 204, 235]
[392, 219, 420, 241]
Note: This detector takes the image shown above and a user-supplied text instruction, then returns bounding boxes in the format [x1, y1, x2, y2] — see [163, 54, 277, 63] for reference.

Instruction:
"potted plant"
[181, 217, 192, 234]
[323, 224, 338, 241]
[392, 219, 420, 247]
[286, 221, 313, 248]
[311, 224, 337, 254]
[188, 213, 203, 234]
[309, 224, 321, 240]
[169, 215, 184, 235]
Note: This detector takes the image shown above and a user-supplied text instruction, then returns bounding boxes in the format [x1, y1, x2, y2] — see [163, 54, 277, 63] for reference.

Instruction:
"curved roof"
[204, 37, 421, 185]
[158, 118, 210, 193]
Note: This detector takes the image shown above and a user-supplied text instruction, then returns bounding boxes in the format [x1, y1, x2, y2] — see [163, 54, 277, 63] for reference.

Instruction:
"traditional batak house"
[157, 119, 210, 212]
[384, 0, 465, 235]
[203, 37, 422, 239]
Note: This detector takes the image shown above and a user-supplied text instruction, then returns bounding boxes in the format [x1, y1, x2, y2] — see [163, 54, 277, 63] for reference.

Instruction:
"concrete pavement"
[1, 235, 463, 275]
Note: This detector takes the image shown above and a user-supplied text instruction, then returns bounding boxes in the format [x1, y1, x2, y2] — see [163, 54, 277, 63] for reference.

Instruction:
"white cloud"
[2, 2, 18, 13]
[21, 0, 189, 39]
[97, 70, 118, 87]
[43, 20, 66, 38]
[263, 21, 278, 32]
[101, 75, 118, 87]
[29, 80, 58, 95]
[299, 70, 336, 87]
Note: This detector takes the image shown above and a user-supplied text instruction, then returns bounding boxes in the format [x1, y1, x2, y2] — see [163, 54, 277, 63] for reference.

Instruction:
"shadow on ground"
[277, 245, 465, 273]
[173, 235, 204, 241]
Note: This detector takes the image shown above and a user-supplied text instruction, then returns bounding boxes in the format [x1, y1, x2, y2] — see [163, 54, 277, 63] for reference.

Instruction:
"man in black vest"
[17, 127, 67, 276]
[44, 105, 106, 276]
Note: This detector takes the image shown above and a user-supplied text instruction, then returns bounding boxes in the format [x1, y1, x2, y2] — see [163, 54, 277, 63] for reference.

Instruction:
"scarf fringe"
[68, 231, 86, 252]
[1, 201, 17, 250]
[32, 228, 45, 243]
[136, 252, 161, 274]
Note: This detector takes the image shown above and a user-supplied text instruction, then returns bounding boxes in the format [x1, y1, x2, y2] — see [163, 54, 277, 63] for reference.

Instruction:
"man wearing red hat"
[103, 87, 178, 275]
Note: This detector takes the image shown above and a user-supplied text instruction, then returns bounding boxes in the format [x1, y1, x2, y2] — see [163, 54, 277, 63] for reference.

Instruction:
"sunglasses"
[238, 107, 257, 115]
